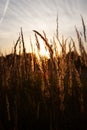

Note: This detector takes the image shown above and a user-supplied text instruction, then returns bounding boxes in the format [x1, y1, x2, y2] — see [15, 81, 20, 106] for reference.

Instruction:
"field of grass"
[0, 16, 87, 130]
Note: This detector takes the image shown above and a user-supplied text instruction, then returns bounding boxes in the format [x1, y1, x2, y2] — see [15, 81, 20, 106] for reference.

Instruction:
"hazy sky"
[0, 0, 87, 53]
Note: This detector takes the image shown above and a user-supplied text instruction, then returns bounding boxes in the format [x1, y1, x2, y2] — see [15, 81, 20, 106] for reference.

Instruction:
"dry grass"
[0, 16, 87, 130]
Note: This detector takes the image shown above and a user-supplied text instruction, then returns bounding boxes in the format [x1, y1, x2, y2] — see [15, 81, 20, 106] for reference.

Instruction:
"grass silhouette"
[0, 16, 87, 130]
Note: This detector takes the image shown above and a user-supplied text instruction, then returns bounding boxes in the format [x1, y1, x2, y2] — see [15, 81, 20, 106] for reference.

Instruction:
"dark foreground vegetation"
[0, 16, 87, 130]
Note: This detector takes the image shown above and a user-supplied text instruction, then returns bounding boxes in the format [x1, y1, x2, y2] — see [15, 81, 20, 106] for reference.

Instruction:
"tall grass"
[0, 16, 87, 130]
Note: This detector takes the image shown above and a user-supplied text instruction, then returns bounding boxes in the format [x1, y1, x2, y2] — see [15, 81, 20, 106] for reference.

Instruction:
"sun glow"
[23, 32, 62, 59]
[18, 34, 50, 58]
[39, 42, 50, 58]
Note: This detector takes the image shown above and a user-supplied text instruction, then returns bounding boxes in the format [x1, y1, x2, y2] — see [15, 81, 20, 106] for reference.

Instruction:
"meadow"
[0, 16, 87, 130]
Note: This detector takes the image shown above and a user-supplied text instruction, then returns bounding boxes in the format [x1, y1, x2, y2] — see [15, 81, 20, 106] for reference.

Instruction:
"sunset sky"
[0, 0, 87, 54]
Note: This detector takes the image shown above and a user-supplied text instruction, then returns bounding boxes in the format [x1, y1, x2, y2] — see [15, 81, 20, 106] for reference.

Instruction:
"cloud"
[0, 0, 10, 25]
